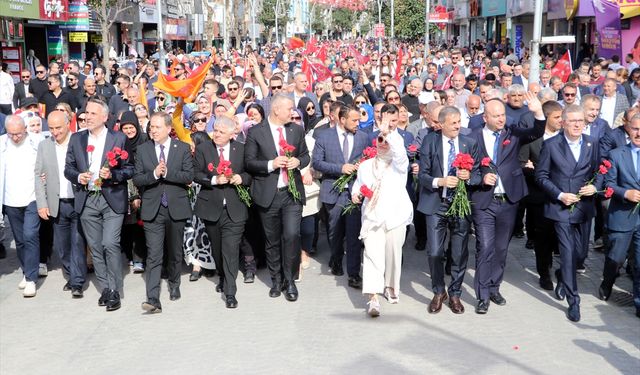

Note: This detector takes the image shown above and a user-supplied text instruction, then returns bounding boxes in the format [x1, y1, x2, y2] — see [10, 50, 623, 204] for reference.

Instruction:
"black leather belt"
[277, 186, 288, 192]
[493, 194, 506, 200]
[59, 198, 74, 203]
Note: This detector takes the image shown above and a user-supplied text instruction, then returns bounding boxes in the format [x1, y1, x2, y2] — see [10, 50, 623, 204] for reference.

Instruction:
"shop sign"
[0, 0, 40, 19]
[47, 25, 64, 56]
[69, 31, 88, 42]
[40, 0, 69, 21]
[481, 0, 506, 17]
[90, 34, 102, 43]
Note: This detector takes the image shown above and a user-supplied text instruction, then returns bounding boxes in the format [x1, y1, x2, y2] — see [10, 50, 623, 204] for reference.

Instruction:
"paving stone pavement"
[1, 227, 639, 375]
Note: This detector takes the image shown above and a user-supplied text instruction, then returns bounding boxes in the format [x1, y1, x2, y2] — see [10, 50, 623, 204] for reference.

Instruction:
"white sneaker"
[22, 281, 36, 297]
[18, 276, 27, 290]
[367, 299, 381, 317]
[38, 263, 48, 277]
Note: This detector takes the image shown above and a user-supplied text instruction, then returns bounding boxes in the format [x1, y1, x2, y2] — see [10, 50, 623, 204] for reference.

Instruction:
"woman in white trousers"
[352, 118, 413, 317]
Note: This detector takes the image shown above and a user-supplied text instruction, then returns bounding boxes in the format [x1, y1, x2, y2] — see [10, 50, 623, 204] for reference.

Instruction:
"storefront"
[481, 0, 507, 46]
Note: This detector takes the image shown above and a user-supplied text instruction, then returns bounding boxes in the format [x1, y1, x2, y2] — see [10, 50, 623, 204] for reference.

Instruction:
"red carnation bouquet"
[343, 184, 374, 215]
[570, 159, 611, 213]
[279, 138, 300, 201]
[446, 153, 474, 218]
[333, 142, 378, 193]
[91, 146, 128, 194]
[408, 144, 419, 188]
[208, 160, 252, 207]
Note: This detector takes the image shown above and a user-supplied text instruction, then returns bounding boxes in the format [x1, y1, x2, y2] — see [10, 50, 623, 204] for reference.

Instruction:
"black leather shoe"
[269, 282, 282, 298]
[225, 295, 238, 308]
[525, 239, 534, 249]
[0, 243, 6, 259]
[169, 286, 181, 301]
[415, 239, 426, 251]
[63, 282, 71, 292]
[216, 278, 225, 293]
[513, 230, 525, 239]
[98, 288, 110, 306]
[189, 270, 202, 282]
[282, 281, 298, 302]
[554, 269, 565, 301]
[105, 290, 121, 312]
[348, 275, 363, 289]
[71, 287, 84, 298]
[330, 261, 344, 276]
[539, 277, 554, 291]
[142, 299, 162, 313]
[475, 299, 490, 314]
[244, 271, 255, 284]
[598, 282, 611, 301]
[567, 303, 581, 322]
[489, 292, 506, 306]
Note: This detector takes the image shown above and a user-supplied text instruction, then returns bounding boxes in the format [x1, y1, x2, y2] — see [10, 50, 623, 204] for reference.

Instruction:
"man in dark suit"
[64, 98, 134, 312]
[244, 94, 310, 301]
[13, 69, 32, 109]
[535, 104, 601, 322]
[417, 106, 481, 315]
[194, 117, 251, 308]
[469, 95, 545, 314]
[133, 112, 193, 313]
[599, 107, 636, 160]
[598, 114, 640, 319]
[519, 101, 563, 290]
[312, 104, 369, 288]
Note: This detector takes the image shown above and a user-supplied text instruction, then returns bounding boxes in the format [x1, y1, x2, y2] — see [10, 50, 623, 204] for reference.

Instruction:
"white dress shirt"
[481, 127, 505, 194]
[600, 94, 617, 128]
[211, 142, 230, 185]
[266, 122, 287, 188]
[565, 135, 582, 162]
[153, 138, 172, 179]
[432, 135, 460, 197]
[86, 126, 108, 189]
[55, 134, 74, 199]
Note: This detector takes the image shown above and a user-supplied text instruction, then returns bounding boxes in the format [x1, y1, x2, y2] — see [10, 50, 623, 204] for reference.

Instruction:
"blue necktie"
[493, 131, 500, 161]
[159, 144, 168, 207]
[447, 139, 455, 176]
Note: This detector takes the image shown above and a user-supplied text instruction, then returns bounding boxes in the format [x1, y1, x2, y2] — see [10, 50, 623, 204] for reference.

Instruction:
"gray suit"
[35, 136, 86, 287]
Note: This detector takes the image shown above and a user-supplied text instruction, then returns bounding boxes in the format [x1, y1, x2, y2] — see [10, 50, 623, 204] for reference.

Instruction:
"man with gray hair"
[451, 72, 472, 109]
[0, 115, 43, 297]
[505, 84, 529, 121]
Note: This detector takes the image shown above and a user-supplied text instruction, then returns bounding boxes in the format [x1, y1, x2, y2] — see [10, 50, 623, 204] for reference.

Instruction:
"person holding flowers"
[312, 104, 370, 289]
[469, 94, 545, 315]
[193, 117, 252, 309]
[352, 112, 413, 317]
[598, 113, 640, 319]
[535, 104, 602, 323]
[244, 94, 309, 302]
[417, 105, 481, 315]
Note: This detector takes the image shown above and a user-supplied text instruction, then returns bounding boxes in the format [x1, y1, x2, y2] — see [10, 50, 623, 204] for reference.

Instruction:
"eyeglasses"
[193, 117, 207, 123]
[22, 75, 30, 79]
[563, 92, 576, 97]
[135, 106, 147, 112]
[228, 87, 239, 91]
[36, 70, 45, 74]
[155, 96, 165, 101]
[270, 85, 283, 90]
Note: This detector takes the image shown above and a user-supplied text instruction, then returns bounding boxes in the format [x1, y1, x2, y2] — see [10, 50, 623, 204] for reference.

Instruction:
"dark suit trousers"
[325, 199, 362, 277]
[39, 218, 53, 263]
[425, 201, 470, 296]
[413, 190, 427, 242]
[258, 189, 303, 283]
[602, 223, 640, 310]
[204, 209, 246, 296]
[53, 200, 87, 288]
[554, 221, 590, 306]
[529, 203, 557, 278]
[3, 201, 40, 282]
[473, 198, 518, 301]
[143, 206, 186, 301]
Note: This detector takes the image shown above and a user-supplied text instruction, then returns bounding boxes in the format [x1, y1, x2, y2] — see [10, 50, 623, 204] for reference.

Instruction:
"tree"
[310, 4, 325, 36]
[87, 0, 133, 78]
[258, 0, 290, 42]
[331, 8, 355, 34]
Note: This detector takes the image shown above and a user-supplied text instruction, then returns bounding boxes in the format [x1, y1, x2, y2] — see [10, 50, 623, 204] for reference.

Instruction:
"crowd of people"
[0, 38, 638, 322]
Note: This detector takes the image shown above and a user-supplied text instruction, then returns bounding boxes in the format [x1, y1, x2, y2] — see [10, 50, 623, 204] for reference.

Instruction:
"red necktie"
[277, 127, 288, 184]
[219, 147, 225, 162]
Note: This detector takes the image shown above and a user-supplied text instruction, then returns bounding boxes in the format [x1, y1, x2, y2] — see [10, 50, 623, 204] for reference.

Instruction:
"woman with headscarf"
[119, 111, 149, 272]
[297, 97, 320, 133]
[358, 103, 375, 131]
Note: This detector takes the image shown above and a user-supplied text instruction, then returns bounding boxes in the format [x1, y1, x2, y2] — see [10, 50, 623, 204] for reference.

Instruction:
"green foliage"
[259, 0, 291, 29]
[332, 8, 355, 32]
[311, 6, 325, 35]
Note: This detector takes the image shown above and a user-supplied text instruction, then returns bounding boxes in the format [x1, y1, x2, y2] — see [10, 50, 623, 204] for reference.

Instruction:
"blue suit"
[468, 113, 517, 131]
[599, 126, 629, 161]
[312, 127, 369, 277]
[535, 133, 600, 309]
[602, 144, 640, 313]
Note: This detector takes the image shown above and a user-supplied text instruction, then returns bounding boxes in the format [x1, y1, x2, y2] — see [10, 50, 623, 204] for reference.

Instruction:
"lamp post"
[156, 0, 166, 73]
[424, 0, 429, 61]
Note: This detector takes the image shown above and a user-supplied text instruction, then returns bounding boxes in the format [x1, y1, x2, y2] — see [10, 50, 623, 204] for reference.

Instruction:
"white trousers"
[362, 224, 406, 295]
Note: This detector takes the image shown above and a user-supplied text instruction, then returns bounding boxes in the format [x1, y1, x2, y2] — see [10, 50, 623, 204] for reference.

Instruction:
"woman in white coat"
[352, 115, 413, 317]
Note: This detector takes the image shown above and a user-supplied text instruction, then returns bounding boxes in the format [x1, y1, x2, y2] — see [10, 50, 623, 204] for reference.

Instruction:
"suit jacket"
[599, 126, 629, 160]
[605, 145, 640, 232]
[193, 139, 251, 223]
[417, 132, 481, 215]
[289, 91, 320, 114]
[35, 136, 68, 217]
[132, 139, 194, 221]
[13, 82, 30, 108]
[535, 133, 600, 223]
[518, 136, 548, 204]
[470, 118, 545, 209]
[468, 113, 517, 131]
[244, 121, 310, 207]
[64, 128, 133, 215]
[599, 94, 630, 123]
[312, 127, 369, 204]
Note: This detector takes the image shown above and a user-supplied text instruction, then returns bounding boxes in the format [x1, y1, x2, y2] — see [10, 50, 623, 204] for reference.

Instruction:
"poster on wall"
[40, 0, 69, 21]
[593, 0, 622, 59]
[47, 26, 64, 57]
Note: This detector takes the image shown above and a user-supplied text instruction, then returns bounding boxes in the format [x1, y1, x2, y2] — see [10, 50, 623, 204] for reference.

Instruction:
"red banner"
[41, 0, 70, 21]
[551, 51, 572, 83]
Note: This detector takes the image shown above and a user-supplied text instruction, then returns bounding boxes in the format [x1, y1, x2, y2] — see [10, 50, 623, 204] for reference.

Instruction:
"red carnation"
[120, 150, 129, 160]
[108, 159, 118, 167]
[106, 151, 116, 160]
[372, 138, 378, 147]
[360, 185, 374, 199]
[223, 167, 233, 178]
[362, 146, 378, 160]
[113, 147, 122, 154]
[599, 165, 608, 175]
[408, 144, 418, 153]
[502, 139, 511, 147]
[217, 160, 232, 175]
[604, 187, 614, 199]
[602, 160, 612, 169]
[86, 145, 95, 153]
[207, 163, 214, 172]
[279, 139, 295, 154]
[452, 153, 474, 171]
[481, 157, 492, 167]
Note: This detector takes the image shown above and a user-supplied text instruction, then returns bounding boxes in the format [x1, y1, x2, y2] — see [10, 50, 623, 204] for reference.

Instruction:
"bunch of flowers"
[279, 138, 300, 201]
[208, 160, 252, 207]
[87, 145, 129, 194]
[445, 153, 474, 218]
[570, 160, 611, 213]
[342, 185, 374, 215]
[333, 142, 378, 193]
[408, 144, 419, 188]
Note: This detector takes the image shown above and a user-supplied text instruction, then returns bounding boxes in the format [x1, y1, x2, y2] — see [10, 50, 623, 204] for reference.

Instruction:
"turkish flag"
[551, 51, 572, 83]
[395, 47, 403, 82]
[349, 45, 369, 65]
[301, 58, 314, 91]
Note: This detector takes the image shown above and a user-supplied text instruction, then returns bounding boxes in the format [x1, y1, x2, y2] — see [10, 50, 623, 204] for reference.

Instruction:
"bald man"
[35, 111, 86, 297]
[451, 73, 472, 109]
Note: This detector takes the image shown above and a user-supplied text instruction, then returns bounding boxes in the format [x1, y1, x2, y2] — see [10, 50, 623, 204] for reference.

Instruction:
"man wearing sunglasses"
[13, 69, 32, 109]
[289, 72, 320, 118]
[320, 74, 353, 107]
[40, 74, 75, 117]
[29, 65, 49, 102]
[94, 65, 116, 102]
[63, 73, 82, 111]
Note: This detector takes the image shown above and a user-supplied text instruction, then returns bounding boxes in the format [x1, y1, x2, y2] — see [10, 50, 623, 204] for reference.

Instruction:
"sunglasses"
[333, 80, 343, 83]
[193, 117, 207, 123]
[270, 85, 283, 90]
[306, 106, 314, 111]
[228, 87, 239, 91]
[78, 117, 86, 122]
[377, 135, 387, 144]
[47, 81, 55, 85]
[564, 93, 576, 97]
[291, 116, 302, 121]
[36, 70, 45, 74]
[155, 96, 165, 101]
[22, 75, 30, 79]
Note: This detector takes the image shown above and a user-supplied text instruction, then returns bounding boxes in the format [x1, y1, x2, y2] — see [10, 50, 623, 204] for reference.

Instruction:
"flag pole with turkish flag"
[551, 50, 572, 83]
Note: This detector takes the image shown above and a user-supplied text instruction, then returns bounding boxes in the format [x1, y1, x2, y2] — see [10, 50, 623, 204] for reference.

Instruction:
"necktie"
[635, 149, 640, 179]
[493, 131, 500, 161]
[219, 147, 225, 162]
[342, 133, 350, 162]
[447, 139, 455, 175]
[159, 144, 168, 207]
[277, 127, 289, 184]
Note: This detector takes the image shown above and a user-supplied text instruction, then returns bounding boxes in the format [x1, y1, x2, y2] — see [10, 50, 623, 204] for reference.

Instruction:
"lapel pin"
[587, 143, 591, 147]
